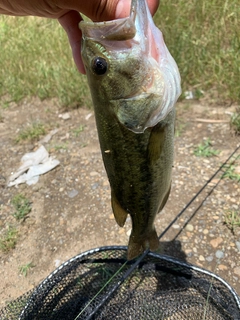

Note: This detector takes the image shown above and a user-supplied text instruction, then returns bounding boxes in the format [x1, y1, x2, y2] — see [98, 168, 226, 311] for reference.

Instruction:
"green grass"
[221, 164, 240, 182]
[0, 226, 18, 252]
[224, 210, 240, 234]
[15, 122, 46, 143]
[52, 143, 68, 151]
[19, 262, 34, 277]
[11, 194, 32, 221]
[175, 119, 186, 137]
[194, 139, 220, 157]
[72, 125, 85, 137]
[230, 108, 240, 135]
[156, 0, 240, 103]
[0, 16, 89, 108]
[0, 2, 239, 106]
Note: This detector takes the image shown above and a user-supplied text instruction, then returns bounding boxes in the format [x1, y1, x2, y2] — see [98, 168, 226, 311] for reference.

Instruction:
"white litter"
[8, 145, 60, 187]
[85, 113, 93, 120]
[59, 113, 71, 120]
[184, 91, 194, 100]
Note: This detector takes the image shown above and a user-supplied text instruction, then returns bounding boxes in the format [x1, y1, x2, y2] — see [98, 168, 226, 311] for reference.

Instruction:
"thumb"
[58, 10, 85, 73]
[57, 0, 128, 21]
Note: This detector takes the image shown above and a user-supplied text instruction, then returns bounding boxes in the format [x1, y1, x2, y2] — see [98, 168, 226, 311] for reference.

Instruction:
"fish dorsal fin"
[111, 190, 128, 227]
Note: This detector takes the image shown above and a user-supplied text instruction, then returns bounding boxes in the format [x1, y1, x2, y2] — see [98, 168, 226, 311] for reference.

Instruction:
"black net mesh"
[1, 246, 239, 320]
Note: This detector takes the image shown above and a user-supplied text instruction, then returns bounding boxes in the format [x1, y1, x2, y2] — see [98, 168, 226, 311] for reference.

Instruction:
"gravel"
[0, 99, 239, 307]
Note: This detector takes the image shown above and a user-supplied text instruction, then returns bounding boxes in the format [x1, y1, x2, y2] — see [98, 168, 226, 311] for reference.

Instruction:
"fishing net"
[1, 246, 239, 320]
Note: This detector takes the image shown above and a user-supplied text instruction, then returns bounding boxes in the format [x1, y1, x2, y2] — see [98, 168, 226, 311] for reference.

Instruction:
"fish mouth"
[80, 16, 136, 43]
[80, 0, 152, 52]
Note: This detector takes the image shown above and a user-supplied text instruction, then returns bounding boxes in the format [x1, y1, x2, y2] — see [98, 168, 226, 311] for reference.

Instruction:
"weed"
[194, 89, 204, 100]
[11, 194, 31, 221]
[72, 125, 85, 137]
[194, 139, 220, 157]
[175, 120, 186, 137]
[230, 109, 240, 135]
[224, 210, 240, 234]
[15, 122, 46, 143]
[53, 143, 68, 151]
[2, 101, 10, 109]
[19, 262, 34, 277]
[0, 226, 18, 252]
[221, 164, 240, 182]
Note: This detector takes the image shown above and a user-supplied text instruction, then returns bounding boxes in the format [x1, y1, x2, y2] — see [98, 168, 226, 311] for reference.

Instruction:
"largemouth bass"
[80, 0, 181, 259]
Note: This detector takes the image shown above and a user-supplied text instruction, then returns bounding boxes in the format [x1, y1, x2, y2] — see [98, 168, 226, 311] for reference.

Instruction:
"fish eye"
[91, 57, 108, 75]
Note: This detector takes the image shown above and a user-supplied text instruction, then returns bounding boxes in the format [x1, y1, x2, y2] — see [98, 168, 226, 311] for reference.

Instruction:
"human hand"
[0, 0, 159, 73]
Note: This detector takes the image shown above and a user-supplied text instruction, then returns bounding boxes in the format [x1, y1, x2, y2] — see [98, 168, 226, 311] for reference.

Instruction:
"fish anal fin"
[127, 229, 160, 260]
[111, 191, 128, 227]
[158, 184, 171, 212]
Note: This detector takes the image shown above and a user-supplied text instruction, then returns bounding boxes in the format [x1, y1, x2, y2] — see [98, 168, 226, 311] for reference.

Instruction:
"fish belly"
[95, 104, 175, 259]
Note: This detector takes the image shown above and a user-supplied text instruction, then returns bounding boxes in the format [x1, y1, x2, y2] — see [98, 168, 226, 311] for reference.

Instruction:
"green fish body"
[80, 0, 181, 259]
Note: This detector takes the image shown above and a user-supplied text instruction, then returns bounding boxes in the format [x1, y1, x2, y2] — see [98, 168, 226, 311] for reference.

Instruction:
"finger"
[57, 0, 159, 22]
[147, 0, 160, 16]
[58, 10, 86, 74]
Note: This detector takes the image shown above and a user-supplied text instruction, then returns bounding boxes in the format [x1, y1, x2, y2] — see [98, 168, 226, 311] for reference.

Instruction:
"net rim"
[19, 245, 240, 320]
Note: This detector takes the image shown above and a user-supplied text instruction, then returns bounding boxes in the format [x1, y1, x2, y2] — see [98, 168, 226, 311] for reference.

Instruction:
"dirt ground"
[0, 98, 239, 308]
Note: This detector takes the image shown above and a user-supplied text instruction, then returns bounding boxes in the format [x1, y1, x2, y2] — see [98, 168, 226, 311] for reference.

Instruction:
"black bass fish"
[80, 0, 181, 259]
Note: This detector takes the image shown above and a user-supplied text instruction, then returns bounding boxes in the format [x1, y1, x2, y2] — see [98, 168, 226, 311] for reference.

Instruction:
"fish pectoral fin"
[127, 229, 160, 260]
[111, 191, 128, 227]
[147, 124, 166, 165]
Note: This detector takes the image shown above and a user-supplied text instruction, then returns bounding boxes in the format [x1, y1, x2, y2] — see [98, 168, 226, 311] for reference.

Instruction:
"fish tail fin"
[127, 229, 159, 260]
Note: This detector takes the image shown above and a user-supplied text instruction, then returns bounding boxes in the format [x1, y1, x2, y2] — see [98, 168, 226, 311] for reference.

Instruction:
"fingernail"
[115, 0, 131, 19]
